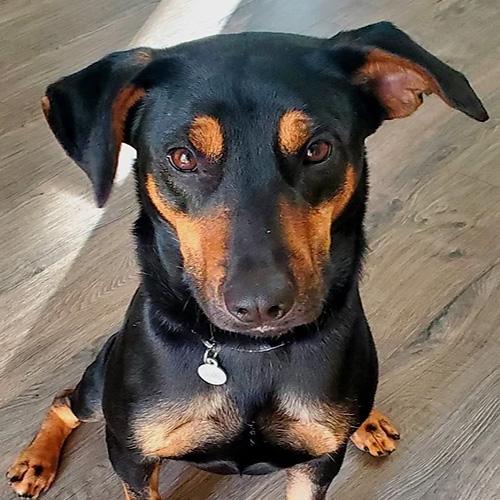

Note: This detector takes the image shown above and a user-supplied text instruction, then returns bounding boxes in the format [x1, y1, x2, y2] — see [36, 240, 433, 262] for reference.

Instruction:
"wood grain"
[1, 0, 499, 499]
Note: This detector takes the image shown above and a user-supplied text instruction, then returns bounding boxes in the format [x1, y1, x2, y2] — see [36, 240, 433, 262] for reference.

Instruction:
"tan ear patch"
[188, 115, 224, 160]
[354, 48, 446, 119]
[112, 86, 146, 144]
[112, 86, 145, 162]
[145, 174, 229, 299]
[279, 164, 357, 300]
[278, 110, 312, 155]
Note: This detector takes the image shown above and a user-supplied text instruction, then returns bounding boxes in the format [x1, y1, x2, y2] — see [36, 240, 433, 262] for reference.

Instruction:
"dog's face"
[135, 36, 366, 334]
[42, 24, 487, 335]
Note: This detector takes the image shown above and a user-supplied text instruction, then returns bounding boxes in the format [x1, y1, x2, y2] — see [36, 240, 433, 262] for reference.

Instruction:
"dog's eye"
[167, 148, 198, 172]
[304, 140, 331, 164]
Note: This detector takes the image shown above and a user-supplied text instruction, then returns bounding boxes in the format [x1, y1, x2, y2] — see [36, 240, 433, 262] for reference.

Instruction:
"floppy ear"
[330, 21, 488, 122]
[42, 47, 158, 207]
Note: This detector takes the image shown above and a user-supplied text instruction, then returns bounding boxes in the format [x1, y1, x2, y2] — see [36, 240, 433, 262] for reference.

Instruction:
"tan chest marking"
[133, 392, 241, 458]
[263, 395, 352, 457]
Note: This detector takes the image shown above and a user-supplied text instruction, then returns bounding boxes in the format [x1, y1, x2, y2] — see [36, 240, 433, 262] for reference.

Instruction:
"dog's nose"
[224, 274, 295, 326]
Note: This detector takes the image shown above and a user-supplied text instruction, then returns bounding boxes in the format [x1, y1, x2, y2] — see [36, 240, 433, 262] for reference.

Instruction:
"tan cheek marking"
[188, 115, 224, 160]
[354, 48, 444, 119]
[145, 174, 229, 298]
[329, 163, 357, 220]
[278, 110, 312, 155]
[134, 393, 240, 458]
[280, 164, 357, 299]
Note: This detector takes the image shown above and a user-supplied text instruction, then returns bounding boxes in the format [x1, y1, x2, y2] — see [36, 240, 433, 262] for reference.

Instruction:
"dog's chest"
[133, 391, 351, 460]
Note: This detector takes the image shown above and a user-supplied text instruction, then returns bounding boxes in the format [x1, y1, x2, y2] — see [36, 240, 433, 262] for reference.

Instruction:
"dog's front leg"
[6, 390, 80, 498]
[285, 445, 347, 500]
[106, 426, 161, 500]
[350, 408, 400, 457]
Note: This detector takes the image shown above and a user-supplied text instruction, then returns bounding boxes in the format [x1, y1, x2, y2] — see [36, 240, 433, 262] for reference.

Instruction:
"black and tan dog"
[7, 22, 487, 499]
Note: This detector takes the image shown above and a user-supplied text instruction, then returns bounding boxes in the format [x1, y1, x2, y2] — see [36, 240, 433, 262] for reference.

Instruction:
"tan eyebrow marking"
[278, 110, 312, 155]
[188, 115, 224, 160]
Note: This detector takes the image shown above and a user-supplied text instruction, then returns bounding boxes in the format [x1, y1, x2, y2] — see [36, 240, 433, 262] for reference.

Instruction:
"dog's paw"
[350, 408, 400, 457]
[6, 450, 57, 499]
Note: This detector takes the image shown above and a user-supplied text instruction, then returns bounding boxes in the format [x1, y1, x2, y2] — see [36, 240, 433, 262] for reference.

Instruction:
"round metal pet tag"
[197, 358, 227, 385]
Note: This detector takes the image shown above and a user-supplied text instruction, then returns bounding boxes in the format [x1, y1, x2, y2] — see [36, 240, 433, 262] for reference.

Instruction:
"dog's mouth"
[179, 265, 328, 338]
[197, 298, 324, 338]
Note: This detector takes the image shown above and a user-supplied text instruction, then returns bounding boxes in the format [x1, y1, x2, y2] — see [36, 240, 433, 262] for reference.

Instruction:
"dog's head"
[42, 22, 487, 336]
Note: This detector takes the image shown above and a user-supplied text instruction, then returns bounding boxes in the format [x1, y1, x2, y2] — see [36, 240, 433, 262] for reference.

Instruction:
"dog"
[7, 21, 488, 500]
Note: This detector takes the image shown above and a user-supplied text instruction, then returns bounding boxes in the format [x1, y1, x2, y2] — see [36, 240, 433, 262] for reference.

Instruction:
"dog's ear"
[330, 21, 488, 123]
[42, 47, 158, 207]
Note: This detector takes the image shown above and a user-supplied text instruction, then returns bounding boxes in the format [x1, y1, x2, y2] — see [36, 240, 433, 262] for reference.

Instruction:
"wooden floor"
[1, 0, 499, 498]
